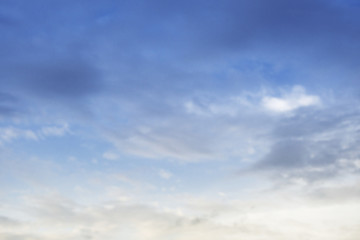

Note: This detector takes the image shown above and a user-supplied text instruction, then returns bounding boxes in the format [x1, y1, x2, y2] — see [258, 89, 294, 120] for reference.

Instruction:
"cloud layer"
[1, 0, 360, 239]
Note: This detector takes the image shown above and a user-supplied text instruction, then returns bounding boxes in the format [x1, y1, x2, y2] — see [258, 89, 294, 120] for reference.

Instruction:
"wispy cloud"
[0, 127, 38, 143]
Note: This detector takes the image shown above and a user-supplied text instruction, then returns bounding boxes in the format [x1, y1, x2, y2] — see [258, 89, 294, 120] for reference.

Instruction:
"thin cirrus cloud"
[103, 86, 322, 162]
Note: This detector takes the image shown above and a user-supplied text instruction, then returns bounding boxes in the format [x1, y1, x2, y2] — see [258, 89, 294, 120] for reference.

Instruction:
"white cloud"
[184, 86, 321, 117]
[0, 127, 38, 144]
[0, 124, 70, 145]
[262, 86, 320, 113]
[40, 124, 69, 137]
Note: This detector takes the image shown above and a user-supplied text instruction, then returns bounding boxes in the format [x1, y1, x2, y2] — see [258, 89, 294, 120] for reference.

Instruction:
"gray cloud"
[253, 104, 360, 182]
[257, 140, 309, 169]
[0, 216, 19, 226]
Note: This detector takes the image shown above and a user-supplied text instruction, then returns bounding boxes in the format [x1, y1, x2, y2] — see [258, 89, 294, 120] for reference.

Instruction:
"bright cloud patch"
[262, 86, 320, 113]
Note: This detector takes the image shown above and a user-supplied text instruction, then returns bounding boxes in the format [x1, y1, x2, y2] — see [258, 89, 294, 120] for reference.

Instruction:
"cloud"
[105, 112, 270, 162]
[101, 86, 321, 162]
[253, 100, 360, 183]
[0, 1, 359, 239]
[2, 190, 360, 240]
[0, 124, 71, 145]
[257, 140, 309, 169]
[158, 169, 172, 179]
[102, 151, 119, 160]
[262, 86, 320, 113]
[0, 127, 38, 144]
[184, 94, 254, 117]
[1, 140, 359, 240]
[40, 124, 69, 137]
[0, 216, 19, 226]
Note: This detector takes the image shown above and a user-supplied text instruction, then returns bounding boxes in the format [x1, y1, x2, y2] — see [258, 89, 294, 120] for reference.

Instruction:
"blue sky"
[1, 0, 360, 239]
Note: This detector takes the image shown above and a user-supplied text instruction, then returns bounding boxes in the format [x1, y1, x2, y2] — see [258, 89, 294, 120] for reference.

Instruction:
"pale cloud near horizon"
[1, 184, 360, 240]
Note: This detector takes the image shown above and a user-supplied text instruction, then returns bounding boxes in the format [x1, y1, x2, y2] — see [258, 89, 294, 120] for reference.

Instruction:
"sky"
[1, 0, 360, 239]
